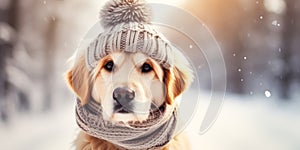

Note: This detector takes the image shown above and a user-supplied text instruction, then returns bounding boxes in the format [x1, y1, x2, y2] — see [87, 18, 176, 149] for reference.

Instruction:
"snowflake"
[265, 91, 272, 98]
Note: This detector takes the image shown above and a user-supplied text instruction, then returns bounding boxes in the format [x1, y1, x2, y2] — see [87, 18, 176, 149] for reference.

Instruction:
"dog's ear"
[164, 50, 194, 104]
[66, 55, 90, 105]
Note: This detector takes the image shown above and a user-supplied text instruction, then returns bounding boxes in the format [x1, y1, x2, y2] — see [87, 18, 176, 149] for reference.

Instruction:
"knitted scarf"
[75, 98, 177, 150]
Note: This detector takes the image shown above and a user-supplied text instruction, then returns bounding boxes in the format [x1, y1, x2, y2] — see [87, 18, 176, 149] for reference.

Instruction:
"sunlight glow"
[147, 0, 185, 5]
[264, 0, 286, 14]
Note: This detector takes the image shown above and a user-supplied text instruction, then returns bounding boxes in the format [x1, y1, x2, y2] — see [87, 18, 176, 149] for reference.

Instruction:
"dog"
[66, 49, 193, 149]
[65, 0, 194, 149]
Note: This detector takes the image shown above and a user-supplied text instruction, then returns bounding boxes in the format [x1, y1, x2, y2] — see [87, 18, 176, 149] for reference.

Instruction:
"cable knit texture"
[75, 98, 177, 150]
[86, 0, 175, 70]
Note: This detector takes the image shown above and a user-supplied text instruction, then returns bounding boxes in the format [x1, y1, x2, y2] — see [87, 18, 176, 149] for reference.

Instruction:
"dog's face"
[92, 52, 165, 122]
[66, 51, 193, 124]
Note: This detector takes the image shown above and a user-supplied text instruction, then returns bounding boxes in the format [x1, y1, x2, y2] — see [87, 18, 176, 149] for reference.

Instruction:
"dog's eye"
[104, 61, 114, 72]
[141, 63, 153, 73]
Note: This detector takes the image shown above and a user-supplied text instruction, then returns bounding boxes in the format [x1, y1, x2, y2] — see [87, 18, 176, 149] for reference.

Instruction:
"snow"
[265, 90, 272, 98]
[1, 90, 300, 150]
[272, 20, 281, 27]
[186, 92, 300, 150]
[259, 16, 264, 20]
[0, 102, 77, 150]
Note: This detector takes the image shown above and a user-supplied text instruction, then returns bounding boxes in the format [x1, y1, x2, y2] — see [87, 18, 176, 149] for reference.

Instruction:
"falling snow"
[265, 90, 272, 98]
[272, 20, 281, 27]
[1, 1, 299, 150]
[259, 16, 264, 20]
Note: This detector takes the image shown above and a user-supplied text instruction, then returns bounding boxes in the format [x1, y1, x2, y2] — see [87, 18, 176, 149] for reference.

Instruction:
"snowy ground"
[187, 92, 300, 150]
[1, 90, 300, 150]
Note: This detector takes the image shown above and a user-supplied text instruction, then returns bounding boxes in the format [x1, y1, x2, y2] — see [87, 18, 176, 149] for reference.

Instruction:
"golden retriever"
[66, 48, 193, 149]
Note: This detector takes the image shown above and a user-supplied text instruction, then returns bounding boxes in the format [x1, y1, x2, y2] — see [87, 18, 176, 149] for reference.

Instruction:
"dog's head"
[66, 50, 193, 124]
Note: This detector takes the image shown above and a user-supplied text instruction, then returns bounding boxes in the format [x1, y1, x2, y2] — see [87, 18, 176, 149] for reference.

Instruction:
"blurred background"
[0, 0, 299, 150]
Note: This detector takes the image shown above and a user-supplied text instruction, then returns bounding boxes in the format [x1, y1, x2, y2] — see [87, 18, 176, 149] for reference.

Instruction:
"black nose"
[113, 87, 135, 103]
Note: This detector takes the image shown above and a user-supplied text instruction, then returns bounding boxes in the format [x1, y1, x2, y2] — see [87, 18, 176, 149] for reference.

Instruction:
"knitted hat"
[86, 0, 174, 70]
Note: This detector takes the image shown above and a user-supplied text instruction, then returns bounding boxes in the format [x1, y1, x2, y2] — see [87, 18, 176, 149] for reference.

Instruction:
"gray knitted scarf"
[75, 98, 177, 150]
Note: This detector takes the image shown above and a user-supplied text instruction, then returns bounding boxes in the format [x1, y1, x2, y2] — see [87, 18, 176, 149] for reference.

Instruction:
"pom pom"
[100, 0, 151, 28]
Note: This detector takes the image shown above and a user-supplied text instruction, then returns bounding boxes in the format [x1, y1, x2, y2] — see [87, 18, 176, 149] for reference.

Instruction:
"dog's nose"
[113, 87, 135, 103]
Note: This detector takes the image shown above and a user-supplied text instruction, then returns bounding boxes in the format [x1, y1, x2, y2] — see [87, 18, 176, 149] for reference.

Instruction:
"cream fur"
[66, 50, 193, 150]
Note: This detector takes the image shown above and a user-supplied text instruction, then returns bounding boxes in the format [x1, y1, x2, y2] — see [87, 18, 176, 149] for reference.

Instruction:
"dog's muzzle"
[112, 87, 152, 114]
[113, 87, 135, 113]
